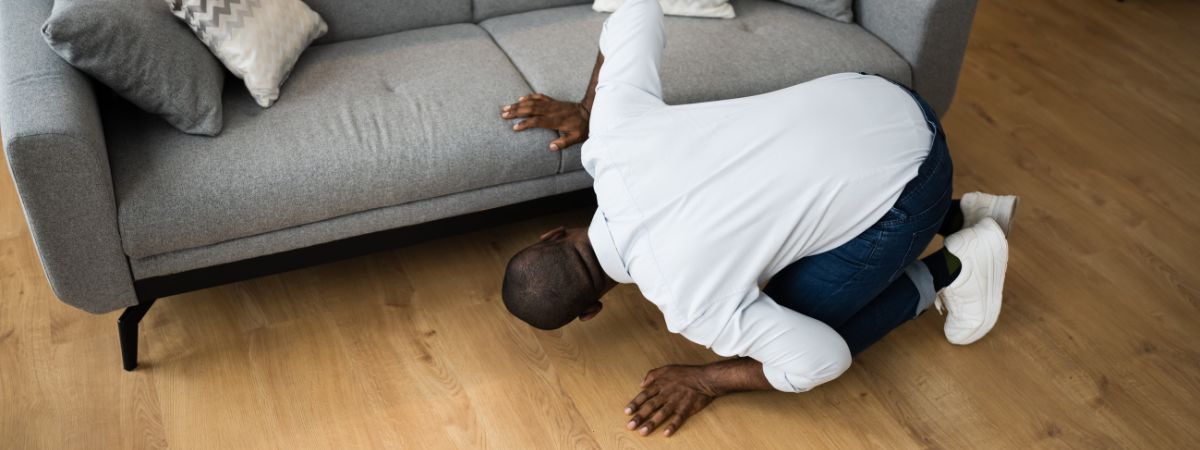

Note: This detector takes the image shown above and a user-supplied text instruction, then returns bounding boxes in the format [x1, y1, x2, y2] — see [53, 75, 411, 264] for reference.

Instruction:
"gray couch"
[0, 0, 977, 368]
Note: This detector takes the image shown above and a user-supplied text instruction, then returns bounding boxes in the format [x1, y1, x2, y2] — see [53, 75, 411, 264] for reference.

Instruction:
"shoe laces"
[934, 294, 946, 315]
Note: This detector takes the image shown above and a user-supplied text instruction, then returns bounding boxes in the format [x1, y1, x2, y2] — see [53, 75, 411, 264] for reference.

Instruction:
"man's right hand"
[501, 93, 589, 151]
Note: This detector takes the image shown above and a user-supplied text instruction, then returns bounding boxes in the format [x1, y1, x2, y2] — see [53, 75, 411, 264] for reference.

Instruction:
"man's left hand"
[624, 364, 721, 437]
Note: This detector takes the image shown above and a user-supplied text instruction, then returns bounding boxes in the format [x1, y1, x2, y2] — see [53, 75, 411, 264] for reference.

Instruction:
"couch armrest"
[1, 0, 137, 313]
[856, 0, 978, 116]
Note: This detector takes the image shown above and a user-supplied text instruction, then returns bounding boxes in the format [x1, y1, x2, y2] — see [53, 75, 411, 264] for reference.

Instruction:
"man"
[499, 0, 1016, 438]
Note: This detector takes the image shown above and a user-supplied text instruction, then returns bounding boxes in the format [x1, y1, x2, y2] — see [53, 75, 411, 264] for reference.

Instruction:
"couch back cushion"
[306, 0, 472, 44]
[473, 0, 591, 22]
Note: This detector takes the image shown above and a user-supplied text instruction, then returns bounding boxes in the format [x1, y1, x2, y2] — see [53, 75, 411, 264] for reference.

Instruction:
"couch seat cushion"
[106, 24, 560, 259]
[480, 0, 912, 169]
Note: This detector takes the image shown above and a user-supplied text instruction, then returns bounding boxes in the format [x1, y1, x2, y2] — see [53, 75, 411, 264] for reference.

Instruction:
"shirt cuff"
[762, 364, 803, 393]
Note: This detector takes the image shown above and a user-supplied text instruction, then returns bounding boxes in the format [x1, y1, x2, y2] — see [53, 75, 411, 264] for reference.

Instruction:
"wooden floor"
[3, 0, 1199, 448]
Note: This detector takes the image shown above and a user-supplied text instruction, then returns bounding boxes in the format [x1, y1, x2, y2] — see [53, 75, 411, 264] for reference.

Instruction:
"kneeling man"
[499, 0, 1016, 437]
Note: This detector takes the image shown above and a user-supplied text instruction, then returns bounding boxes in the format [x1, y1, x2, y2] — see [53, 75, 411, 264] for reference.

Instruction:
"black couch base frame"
[120, 189, 596, 371]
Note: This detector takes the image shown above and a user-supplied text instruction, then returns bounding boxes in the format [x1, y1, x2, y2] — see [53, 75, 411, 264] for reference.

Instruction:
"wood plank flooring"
[2, 0, 1198, 447]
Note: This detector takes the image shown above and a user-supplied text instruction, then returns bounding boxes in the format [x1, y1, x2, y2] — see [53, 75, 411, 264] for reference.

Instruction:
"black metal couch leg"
[118, 298, 158, 371]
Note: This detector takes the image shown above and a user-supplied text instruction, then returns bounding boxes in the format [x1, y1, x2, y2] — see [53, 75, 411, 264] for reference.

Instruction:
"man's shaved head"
[502, 228, 604, 330]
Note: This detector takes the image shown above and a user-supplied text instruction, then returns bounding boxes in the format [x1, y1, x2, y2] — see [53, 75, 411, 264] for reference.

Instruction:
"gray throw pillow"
[42, 0, 226, 136]
[777, 0, 854, 23]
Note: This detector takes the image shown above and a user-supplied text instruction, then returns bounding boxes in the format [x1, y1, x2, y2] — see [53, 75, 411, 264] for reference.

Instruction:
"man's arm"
[623, 357, 771, 437]
[588, 0, 666, 132]
[501, 52, 603, 151]
[625, 291, 853, 437]
[581, 51, 604, 119]
[503, 0, 665, 149]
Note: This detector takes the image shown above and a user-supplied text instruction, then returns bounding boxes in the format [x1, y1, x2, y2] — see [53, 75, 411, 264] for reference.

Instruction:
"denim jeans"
[763, 79, 953, 355]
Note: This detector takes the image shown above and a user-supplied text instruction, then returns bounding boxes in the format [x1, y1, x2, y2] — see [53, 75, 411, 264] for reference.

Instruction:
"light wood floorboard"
[2, 0, 1198, 447]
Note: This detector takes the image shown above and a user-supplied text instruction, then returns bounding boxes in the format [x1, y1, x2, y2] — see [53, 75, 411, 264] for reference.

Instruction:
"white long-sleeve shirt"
[583, 0, 932, 392]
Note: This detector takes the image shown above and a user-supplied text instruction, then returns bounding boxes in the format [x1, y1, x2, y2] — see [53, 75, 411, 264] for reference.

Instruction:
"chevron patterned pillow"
[167, 0, 328, 107]
[593, 0, 735, 19]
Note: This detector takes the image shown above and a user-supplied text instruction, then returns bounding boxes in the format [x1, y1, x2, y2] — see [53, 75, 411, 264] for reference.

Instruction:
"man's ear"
[578, 302, 603, 321]
[539, 226, 568, 241]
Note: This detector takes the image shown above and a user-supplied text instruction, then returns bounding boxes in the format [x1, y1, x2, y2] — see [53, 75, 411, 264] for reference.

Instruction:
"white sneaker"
[935, 217, 1008, 345]
[961, 192, 1019, 236]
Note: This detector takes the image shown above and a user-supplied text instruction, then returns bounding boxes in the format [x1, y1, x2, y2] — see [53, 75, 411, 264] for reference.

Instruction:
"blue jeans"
[763, 80, 952, 355]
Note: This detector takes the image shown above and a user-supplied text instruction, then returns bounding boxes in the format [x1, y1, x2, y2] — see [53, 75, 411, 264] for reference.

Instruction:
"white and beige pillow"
[777, 0, 854, 23]
[166, 0, 327, 107]
[593, 0, 735, 19]
[593, 0, 856, 22]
